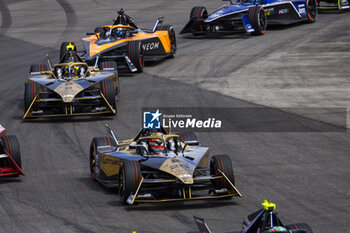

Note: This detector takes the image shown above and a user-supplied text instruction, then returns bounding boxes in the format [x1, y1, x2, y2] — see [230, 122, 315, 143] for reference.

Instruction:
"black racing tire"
[29, 64, 48, 73]
[286, 223, 313, 233]
[210, 155, 235, 188]
[100, 79, 116, 114]
[177, 131, 198, 143]
[128, 41, 144, 73]
[99, 61, 120, 98]
[90, 137, 115, 180]
[98, 61, 118, 70]
[24, 82, 39, 114]
[0, 135, 21, 169]
[248, 6, 267, 35]
[156, 24, 176, 58]
[119, 160, 142, 204]
[60, 41, 77, 61]
[189, 6, 208, 35]
[306, 0, 317, 23]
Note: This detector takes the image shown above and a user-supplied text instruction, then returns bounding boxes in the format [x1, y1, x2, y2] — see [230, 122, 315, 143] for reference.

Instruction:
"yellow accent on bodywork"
[66, 43, 75, 51]
[262, 199, 276, 210]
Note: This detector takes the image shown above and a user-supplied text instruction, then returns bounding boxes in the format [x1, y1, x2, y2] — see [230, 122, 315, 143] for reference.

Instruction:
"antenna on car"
[46, 54, 53, 71]
[105, 124, 119, 148]
[152, 17, 164, 32]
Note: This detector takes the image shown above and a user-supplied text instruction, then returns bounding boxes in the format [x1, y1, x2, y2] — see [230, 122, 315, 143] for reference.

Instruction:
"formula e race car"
[0, 125, 23, 177]
[180, 0, 317, 36]
[194, 200, 313, 233]
[81, 8, 176, 73]
[317, 0, 349, 11]
[23, 43, 119, 119]
[90, 125, 242, 205]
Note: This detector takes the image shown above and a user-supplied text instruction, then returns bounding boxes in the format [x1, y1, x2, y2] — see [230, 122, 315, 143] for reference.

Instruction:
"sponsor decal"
[298, 4, 306, 14]
[142, 107, 346, 132]
[143, 109, 162, 129]
[265, 7, 289, 15]
[102, 158, 119, 165]
[278, 8, 289, 14]
[210, 10, 224, 18]
[163, 117, 221, 129]
[142, 42, 159, 51]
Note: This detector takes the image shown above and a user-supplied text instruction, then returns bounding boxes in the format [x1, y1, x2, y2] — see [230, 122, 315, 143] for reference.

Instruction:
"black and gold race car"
[23, 43, 119, 119]
[90, 125, 242, 205]
[81, 8, 176, 73]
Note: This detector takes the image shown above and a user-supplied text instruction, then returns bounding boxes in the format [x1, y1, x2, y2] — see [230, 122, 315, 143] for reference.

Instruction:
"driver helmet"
[115, 28, 126, 37]
[148, 138, 165, 153]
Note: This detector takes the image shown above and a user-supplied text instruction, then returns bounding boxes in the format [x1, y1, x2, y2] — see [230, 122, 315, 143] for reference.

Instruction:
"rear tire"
[100, 79, 116, 114]
[90, 137, 115, 180]
[24, 82, 39, 114]
[128, 41, 144, 73]
[248, 6, 267, 35]
[210, 155, 235, 188]
[177, 131, 197, 143]
[119, 160, 142, 204]
[0, 135, 21, 169]
[29, 64, 48, 73]
[286, 223, 313, 233]
[306, 0, 317, 23]
[60, 42, 77, 61]
[99, 61, 120, 99]
[189, 6, 208, 35]
[156, 25, 177, 58]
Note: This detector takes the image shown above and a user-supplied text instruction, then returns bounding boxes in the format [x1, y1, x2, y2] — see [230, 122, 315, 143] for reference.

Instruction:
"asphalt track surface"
[0, 0, 349, 232]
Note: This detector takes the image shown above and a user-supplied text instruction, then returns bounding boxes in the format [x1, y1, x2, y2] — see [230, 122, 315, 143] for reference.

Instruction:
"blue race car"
[180, 0, 317, 36]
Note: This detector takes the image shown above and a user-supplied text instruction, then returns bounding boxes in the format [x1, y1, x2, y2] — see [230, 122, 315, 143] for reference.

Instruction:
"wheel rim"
[308, 0, 317, 20]
[90, 150, 96, 179]
[259, 10, 267, 32]
[139, 46, 144, 68]
[170, 30, 177, 54]
[119, 168, 125, 200]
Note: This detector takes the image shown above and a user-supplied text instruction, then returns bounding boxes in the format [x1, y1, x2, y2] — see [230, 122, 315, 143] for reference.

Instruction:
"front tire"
[100, 79, 116, 114]
[248, 6, 267, 35]
[29, 64, 48, 73]
[286, 223, 313, 233]
[90, 137, 115, 180]
[128, 41, 144, 73]
[24, 82, 39, 114]
[306, 0, 317, 23]
[0, 135, 21, 169]
[119, 160, 142, 204]
[210, 155, 235, 189]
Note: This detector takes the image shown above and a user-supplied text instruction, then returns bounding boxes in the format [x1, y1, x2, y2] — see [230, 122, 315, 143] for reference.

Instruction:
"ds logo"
[143, 109, 162, 129]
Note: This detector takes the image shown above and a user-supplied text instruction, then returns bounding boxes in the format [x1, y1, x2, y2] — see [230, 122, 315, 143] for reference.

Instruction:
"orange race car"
[80, 8, 176, 73]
